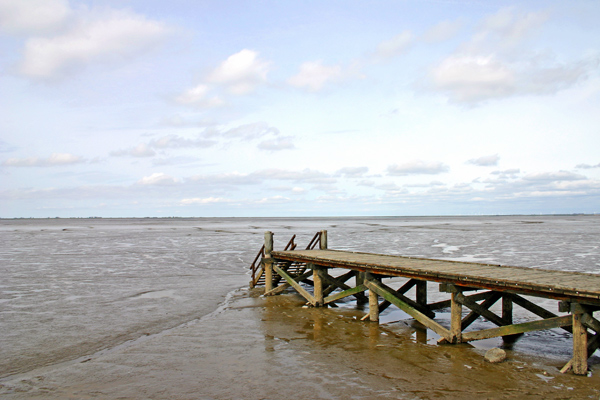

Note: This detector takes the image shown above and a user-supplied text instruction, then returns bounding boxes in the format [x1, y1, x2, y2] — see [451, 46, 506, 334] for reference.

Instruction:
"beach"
[1, 216, 600, 399]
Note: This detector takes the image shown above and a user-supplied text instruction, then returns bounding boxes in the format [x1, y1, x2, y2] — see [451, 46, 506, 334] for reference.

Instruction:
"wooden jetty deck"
[250, 231, 600, 375]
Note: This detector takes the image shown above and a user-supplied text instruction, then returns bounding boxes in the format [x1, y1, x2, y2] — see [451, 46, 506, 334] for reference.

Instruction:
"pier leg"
[356, 272, 367, 305]
[502, 295, 513, 325]
[572, 310, 589, 375]
[416, 280, 427, 307]
[264, 231, 274, 293]
[366, 273, 379, 323]
[313, 264, 325, 307]
[450, 292, 462, 343]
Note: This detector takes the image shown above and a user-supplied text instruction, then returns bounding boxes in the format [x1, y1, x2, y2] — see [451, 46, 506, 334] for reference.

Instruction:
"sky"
[1, 0, 599, 218]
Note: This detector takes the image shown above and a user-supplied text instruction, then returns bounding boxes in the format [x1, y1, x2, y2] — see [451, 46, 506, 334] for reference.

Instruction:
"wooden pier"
[250, 231, 600, 375]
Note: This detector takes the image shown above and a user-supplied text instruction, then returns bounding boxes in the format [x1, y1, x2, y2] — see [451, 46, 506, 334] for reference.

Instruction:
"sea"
[1, 215, 600, 399]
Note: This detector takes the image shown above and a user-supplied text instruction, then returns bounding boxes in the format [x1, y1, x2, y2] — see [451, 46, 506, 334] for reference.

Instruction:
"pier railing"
[250, 232, 322, 288]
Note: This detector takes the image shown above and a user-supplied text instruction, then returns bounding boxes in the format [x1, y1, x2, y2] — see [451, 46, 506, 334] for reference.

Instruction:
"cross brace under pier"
[254, 230, 600, 375]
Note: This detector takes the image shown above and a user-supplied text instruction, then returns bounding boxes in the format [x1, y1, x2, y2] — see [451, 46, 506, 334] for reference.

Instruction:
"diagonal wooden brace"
[365, 279, 452, 342]
[274, 265, 316, 306]
[264, 270, 313, 296]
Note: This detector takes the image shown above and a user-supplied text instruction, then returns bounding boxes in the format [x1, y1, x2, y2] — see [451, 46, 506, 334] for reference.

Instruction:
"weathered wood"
[376, 280, 435, 318]
[313, 264, 325, 307]
[428, 291, 492, 310]
[502, 295, 513, 325]
[264, 270, 313, 296]
[322, 270, 355, 296]
[462, 315, 573, 342]
[264, 259, 274, 293]
[274, 265, 315, 305]
[416, 280, 427, 306]
[378, 279, 418, 314]
[271, 249, 600, 304]
[450, 293, 462, 343]
[264, 231, 273, 257]
[320, 230, 328, 250]
[367, 274, 380, 323]
[325, 285, 368, 304]
[561, 332, 600, 374]
[582, 313, 600, 334]
[572, 312, 589, 375]
[457, 292, 505, 328]
[365, 279, 452, 341]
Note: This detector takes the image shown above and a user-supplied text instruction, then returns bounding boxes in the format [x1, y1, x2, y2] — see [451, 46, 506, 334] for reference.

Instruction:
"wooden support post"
[319, 230, 328, 250]
[264, 231, 274, 293]
[264, 259, 274, 293]
[356, 271, 367, 305]
[502, 294, 513, 325]
[572, 310, 589, 375]
[312, 264, 325, 307]
[366, 273, 379, 323]
[450, 292, 462, 343]
[416, 280, 427, 307]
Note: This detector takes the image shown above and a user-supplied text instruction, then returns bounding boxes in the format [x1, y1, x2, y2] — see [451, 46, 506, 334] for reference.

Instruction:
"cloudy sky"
[1, 0, 599, 217]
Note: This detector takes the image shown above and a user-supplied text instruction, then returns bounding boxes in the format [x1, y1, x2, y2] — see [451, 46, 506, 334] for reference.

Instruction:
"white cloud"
[468, 154, 500, 167]
[2, 153, 85, 167]
[111, 143, 156, 158]
[180, 197, 230, 205]
[149, 135, 215, 149]
[206, 49, 270, 95]
[336, 167, 369, 177]
[137, 173, 178, 186]
[387, 160, 449, 176]
[576, 163, 600, 169]
[422, 20, 462, 43]
[431, 55, 516, 103]
[428, 7, 594, 104]
[288, 60, 343, 92]
[522, 171, 586, 182]
[17, 8, 169, 80]
[0, 0, 71, 35]
[374, 31, 413, 60]
[257, 136, 295, 151]
[174, 84, 224, 107]
[478, 7, 549, 47]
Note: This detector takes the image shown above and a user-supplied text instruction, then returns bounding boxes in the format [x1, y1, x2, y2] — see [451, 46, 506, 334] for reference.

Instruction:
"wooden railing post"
[320, 230, 327, 250]
[264, 231, 274, 293]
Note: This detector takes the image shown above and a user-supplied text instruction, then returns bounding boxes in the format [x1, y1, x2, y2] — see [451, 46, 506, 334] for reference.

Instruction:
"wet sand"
[2, 216, 600, 399]
[2, 289, 599, 399]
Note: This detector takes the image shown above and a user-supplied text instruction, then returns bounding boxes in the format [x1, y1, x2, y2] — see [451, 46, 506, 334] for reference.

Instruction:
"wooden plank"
[457, 292, 505, 328]
[429, 291, 491, 310]
[322, 271, 355, 296]
[460, 292, 502, 331]
[270, 249, 600, 303]
[264, 270, 313, 296]
[274, 265, 315, 305]
[376, 280, 435, 318]
[365, 280, 452, 341]
[324, 285, 367, 304]
[379, 279, 418, 313]
[462, 315, 573, 342]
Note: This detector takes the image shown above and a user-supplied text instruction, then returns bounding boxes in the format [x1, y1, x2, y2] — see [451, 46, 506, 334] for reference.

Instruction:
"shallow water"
[1, 216, 600, 398]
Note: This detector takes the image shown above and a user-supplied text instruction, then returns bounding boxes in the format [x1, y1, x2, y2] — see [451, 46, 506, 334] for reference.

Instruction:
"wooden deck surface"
[271, 249, 600, 304]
